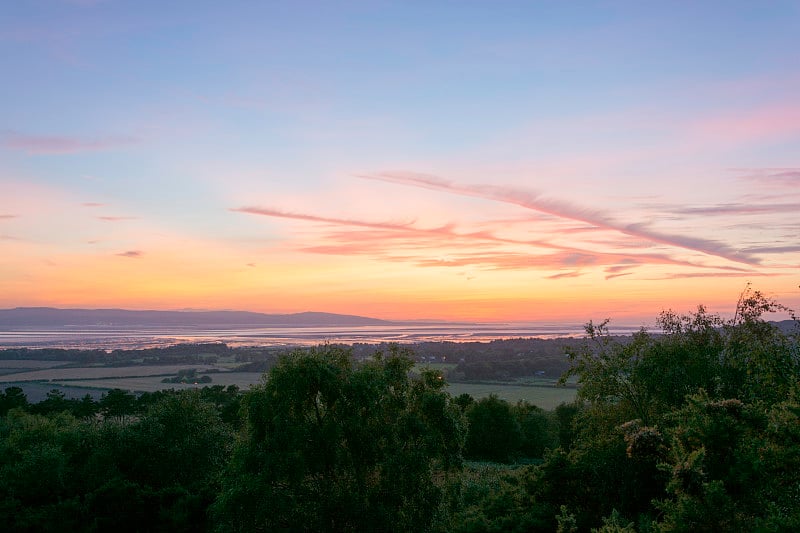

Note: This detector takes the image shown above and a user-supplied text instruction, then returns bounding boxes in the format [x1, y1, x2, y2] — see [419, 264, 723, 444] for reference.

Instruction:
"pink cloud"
[231, 206, 417, 231]
[605, 264, 639, 275]
[644, 272, 777, 280]
[546, 271, 584, 280]
[82, 202, 106, 207]
[359, 171, 760, 266]
[670, 203, 800, 216]
[2, 132, 139, 155]
[734, 168, 800, 188]
[116, 250, 143, 258]
[97, 216, 138, 222]
[693, 105, 800, 144]
[235, 204, 760, 276]
[0, 214, 18, 219]
[232, 205, 570, 252]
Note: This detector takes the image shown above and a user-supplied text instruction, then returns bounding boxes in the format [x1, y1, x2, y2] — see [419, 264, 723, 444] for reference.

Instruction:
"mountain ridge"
[0, 307, 396, 328]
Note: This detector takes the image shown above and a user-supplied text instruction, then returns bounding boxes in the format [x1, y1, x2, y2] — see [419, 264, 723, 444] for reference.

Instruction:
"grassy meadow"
[1, 359, 576, 409]
[447, 382, 576, 409]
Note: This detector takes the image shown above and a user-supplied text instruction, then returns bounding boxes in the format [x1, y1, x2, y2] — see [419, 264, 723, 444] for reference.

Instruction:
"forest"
[1, 287, 799, 532]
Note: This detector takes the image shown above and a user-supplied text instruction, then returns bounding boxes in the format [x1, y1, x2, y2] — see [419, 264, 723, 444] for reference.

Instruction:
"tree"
[0, 409, 103, 531]
[560, 287, 799, 424]
[0, 386, 28, 416]
[31, 389, 70, 415]
[514, 400, 558, 460]
[538, 287, 800, 530]
[654, 393, 800, 531]
[464, 395, 522, 463]
[98, 388, 137, 421]
[96, 390, 231, 532]
[72, 394, 98, 419]
[212, 344, 465, 532]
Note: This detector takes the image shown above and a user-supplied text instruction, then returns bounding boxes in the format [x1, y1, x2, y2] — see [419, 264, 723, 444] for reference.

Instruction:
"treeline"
[2, 287, 800, 531]
[352, 338, 581, 380]
[0, 343, 234, 365]
[1, 337, 580, 381]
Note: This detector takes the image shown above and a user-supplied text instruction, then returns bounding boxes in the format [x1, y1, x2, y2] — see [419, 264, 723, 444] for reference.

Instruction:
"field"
[446, 382, 576, 409]
[0, 360, 71, 369]
[0, 364, 224, 383]
[1, 360, 577, 410]
[49, 372, 266, 393]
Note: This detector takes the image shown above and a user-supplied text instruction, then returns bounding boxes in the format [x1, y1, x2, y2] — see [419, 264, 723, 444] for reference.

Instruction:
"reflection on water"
[0, 323, 648, 350]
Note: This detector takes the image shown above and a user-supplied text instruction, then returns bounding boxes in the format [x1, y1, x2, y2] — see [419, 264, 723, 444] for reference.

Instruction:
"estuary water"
[0, 322, 647, 350]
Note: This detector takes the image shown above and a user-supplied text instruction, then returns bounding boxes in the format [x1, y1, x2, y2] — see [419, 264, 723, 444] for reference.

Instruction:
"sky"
[1, 0, 799, 323]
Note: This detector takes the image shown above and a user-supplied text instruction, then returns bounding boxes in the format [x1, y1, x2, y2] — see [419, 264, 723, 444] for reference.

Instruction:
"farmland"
[0, 337, 586, 408]
[0, 360, 576, 408]
[447, 381, 576, 409]
[0, 364, 225, 383]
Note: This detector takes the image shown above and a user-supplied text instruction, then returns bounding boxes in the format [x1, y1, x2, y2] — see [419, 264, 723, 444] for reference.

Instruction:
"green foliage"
[463, 396, 558, 462]
[592, 509, 636, 533]
[464, 395, 522, 463]
[436, 464, 553, 533]
[99, 388, 137, 420]
[561, 286, 799, 425]
[542, 287, 800, 530]
[212, 343, 465, 532]
[515, 400, 558, 459]
[0, 386, 28, 416]
[0, 409, 103, 531]
[2, 287, 797, 532]
[0, 389, 233, 532]
[653, 393, 800, 531]
[556, 505, 577, 533]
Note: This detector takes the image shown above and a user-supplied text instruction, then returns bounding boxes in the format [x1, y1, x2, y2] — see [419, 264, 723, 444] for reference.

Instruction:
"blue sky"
[2, 1, 799, 321]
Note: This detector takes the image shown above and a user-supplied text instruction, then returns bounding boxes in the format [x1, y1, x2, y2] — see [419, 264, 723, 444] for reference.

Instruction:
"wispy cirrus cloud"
[734, 168, 800, 188]
[97, 216, 138, 222]
[669, 203, 800, 216]
[645, 272, 778, 280]
[358, 171, 760, 266]
[546, 271, 584, 280]
[233, 204, 756, 275]
[116, 250, 143, 258]
[231, 206, 417, 231]
[743, 245, 800, 254]
[2, 131, 138, 155]
[232, 206, 571, 253]
[0, 214, 18, 219]
[605, 264, 639, 275]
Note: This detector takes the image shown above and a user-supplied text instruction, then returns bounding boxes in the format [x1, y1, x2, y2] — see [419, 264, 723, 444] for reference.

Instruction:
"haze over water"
[0, 322, 646, 351]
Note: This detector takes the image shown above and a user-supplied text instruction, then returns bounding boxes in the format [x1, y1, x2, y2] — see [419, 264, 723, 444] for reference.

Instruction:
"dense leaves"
[213, 344, 464, 532]
[540, 286, 800, 530]
[2, 287, 799, 531]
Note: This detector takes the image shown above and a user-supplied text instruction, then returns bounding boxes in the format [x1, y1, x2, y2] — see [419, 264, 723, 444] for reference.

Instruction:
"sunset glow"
[2, 2, 798, 323]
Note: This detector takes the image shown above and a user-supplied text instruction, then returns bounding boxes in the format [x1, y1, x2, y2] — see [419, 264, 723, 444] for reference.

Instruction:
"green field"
[1, 360, 577, 409]
[0, 364, 224, 383]
[446, 382, 576, 410]
[50, 371, 266, 393]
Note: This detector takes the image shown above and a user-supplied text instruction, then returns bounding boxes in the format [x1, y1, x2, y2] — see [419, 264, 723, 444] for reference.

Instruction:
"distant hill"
[775, 319, 800, 335]
[0, 307, 394, 328]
